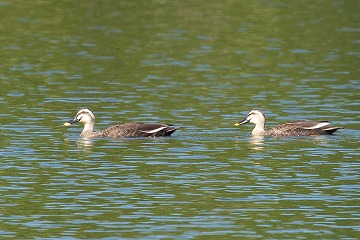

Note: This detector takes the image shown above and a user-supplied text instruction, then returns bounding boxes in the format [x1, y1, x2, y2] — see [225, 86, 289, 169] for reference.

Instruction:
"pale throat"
[252, 121, 266, 135]
[252, 126, 265, 135]
[82, 122, 95, 132]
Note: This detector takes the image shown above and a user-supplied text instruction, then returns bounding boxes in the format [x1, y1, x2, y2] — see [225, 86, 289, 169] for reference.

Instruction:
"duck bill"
[63, 118, 79, 126]
[235, 118, 249, 127]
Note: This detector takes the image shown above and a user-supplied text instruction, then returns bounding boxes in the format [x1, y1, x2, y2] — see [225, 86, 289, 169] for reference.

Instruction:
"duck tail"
[164, 126, 181, 136]
[323, 127, 342, 135]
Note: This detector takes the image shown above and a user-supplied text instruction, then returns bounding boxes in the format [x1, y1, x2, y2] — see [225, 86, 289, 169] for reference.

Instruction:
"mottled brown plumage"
[235, 110, 341, 137]
[64, 109, 180, 138]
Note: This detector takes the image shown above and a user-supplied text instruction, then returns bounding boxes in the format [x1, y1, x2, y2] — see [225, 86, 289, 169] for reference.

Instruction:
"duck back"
[267, 121, 341, 137]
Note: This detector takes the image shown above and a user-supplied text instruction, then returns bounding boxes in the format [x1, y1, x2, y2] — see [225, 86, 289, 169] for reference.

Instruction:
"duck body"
[265, 121, 340, 137]
[235, 110, 341, 137]
[64, 109, 180, 138]
[88, 122, 179, 138]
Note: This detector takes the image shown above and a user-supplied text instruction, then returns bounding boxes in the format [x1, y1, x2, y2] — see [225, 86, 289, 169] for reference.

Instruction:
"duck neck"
[81, 122, 95, 137]
[252, 122, 266, 136]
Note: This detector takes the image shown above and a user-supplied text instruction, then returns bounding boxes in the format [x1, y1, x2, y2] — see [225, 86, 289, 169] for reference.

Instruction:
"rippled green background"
[1, 1, 359, 239]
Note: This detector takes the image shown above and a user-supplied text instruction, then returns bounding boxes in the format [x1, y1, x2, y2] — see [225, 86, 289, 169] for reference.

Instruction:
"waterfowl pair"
[64, 108, 341, 138]
[64, 109, 180, 138]
[235, 110, 341, 137]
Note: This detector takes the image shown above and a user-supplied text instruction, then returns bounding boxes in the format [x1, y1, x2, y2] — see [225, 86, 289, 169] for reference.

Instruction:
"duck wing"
[138, 123, 180, 137]
[267, 121, 340, 136]
[99, 123, 179, 138]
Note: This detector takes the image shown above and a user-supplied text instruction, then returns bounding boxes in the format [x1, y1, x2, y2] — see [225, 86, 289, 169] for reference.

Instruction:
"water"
[0, 1, 359, 239]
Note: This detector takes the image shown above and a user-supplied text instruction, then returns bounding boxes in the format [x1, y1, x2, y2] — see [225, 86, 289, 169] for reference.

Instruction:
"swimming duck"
[64, 108, 180, 138]
[235, 110, 341, 137]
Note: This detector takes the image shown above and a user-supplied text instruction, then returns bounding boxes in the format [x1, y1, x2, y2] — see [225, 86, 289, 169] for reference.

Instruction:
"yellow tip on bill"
[64, 122, 71, 126]
[234, 123, 240, 127]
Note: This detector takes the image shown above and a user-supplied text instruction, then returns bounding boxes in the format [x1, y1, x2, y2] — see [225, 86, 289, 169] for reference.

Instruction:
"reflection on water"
[249, 135, 265, 150]
[76, 138, 94, 152]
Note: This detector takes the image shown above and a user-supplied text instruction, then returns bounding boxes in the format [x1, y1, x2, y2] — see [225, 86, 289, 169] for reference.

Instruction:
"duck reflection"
[249, 135, 265, 150]
[76, 138, 94, 153]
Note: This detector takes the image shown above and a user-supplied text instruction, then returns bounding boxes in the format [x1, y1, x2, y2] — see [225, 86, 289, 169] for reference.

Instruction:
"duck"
[64, 108, 180, 138]
[235, 110, 341, 137]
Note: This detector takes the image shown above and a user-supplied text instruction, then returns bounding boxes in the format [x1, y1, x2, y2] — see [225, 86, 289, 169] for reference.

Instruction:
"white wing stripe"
[143, 127, 167, 134]
[303, 122, 330, 130]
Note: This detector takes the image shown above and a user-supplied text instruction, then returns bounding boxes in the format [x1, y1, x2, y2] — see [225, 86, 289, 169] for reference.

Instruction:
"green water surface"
[0, 1, 359, 239]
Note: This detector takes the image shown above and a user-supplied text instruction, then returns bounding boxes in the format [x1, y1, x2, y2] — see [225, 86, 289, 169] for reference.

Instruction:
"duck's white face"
[64, 109, 95, 126]
[246, 110, 265, 125]
[75, 109, 95, 124]
[235, 110, 265, 126]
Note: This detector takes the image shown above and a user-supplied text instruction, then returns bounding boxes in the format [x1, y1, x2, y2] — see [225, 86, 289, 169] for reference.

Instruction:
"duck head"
[235, 110, 265, 126]
[235, 110, 266, 135]
[64, 108, 95, 126]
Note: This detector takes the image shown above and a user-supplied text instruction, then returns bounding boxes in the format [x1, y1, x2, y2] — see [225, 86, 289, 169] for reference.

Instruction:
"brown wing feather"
[267, 121, 340, 136]
[98, 123, 179, 138]
[137, 123, 180, 137]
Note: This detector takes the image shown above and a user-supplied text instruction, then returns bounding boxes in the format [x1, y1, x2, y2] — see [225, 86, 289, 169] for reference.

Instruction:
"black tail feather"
[164, 127, 181, 136]
[323, 127, 342, 135]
